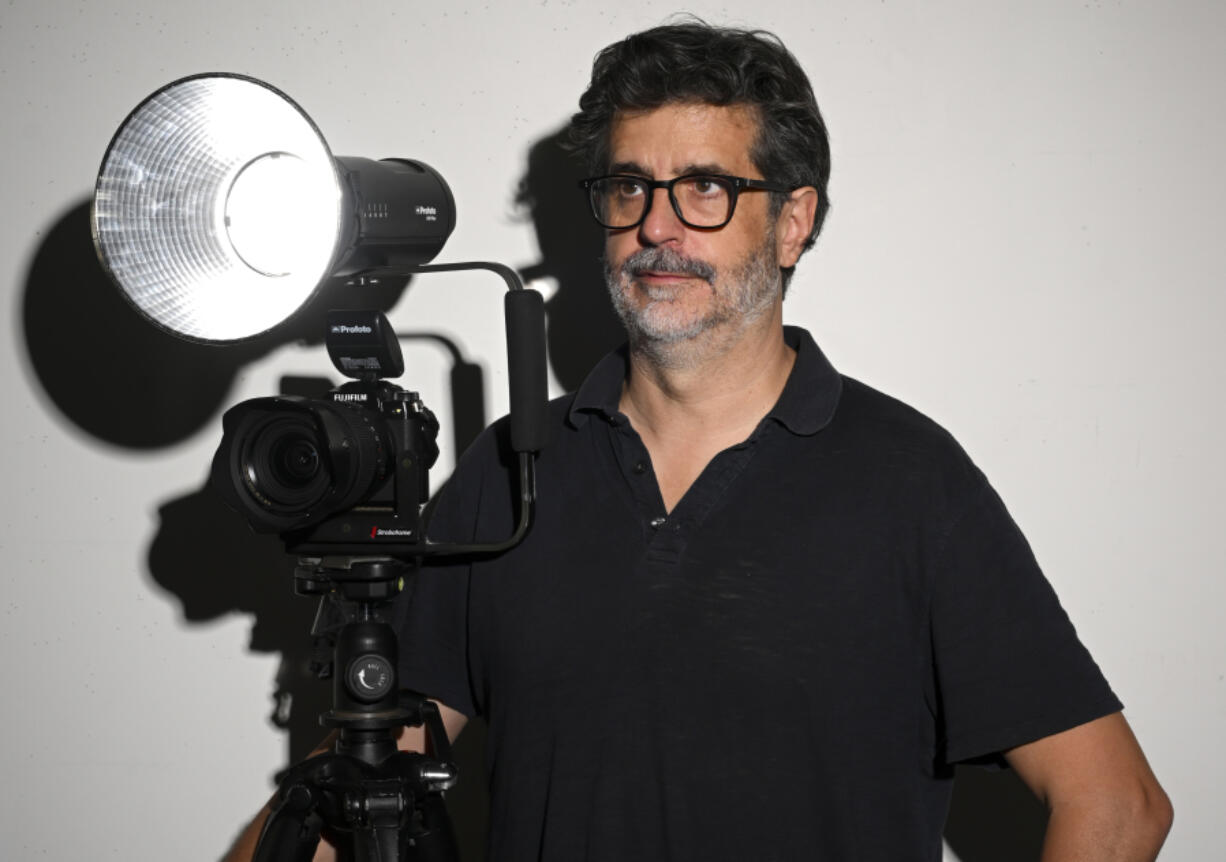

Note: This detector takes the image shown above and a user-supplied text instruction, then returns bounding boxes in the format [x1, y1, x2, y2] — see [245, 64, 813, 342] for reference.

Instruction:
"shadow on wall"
[516, 125, 624, 392]
[22, 200, 264, 447]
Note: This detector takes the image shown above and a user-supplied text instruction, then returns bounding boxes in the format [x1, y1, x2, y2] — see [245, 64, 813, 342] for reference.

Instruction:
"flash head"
[92, 74, 455, 343]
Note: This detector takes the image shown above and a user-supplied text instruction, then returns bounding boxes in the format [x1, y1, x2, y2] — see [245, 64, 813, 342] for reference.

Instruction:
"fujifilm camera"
[211, 310, 439, 557]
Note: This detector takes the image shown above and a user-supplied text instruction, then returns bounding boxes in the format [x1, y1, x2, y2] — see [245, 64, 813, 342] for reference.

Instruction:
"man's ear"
[776, 186, 819, 268]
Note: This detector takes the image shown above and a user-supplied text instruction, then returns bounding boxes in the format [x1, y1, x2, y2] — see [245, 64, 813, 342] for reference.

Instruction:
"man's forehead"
[606, 102, 761, 173]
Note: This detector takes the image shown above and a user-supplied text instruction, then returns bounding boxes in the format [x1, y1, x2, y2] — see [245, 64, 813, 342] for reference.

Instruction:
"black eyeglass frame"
[579, 173, 796, 230]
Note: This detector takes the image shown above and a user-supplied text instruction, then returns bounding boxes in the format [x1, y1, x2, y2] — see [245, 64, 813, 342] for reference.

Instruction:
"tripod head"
[255, 556, 460, 862]
[297, 558, 440, 751]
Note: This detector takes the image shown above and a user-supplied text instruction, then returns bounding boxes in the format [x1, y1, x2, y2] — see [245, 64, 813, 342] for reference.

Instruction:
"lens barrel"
[212, 396, 392, 532]
[238, 414, 330, 514]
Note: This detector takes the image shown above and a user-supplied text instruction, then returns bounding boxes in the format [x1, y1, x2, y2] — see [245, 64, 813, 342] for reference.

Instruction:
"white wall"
[2, 1, 1221, 859]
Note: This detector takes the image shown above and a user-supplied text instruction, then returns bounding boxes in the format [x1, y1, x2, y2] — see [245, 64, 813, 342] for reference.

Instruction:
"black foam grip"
[504, 289, 550, 452]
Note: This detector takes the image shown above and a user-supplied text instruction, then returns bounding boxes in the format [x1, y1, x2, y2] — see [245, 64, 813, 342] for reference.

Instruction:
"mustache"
[619, 247, 716, 283]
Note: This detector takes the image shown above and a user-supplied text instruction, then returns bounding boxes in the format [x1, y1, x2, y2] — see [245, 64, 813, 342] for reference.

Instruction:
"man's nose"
[638, 186, 685, 246]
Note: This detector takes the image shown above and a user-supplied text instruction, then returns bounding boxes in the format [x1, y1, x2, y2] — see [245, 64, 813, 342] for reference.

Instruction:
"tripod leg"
[253, 785, 324, 862]
[407, 794, 460, 862]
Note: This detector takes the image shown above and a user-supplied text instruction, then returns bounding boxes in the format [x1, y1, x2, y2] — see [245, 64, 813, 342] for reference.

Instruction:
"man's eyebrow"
[607, 160, 648, 176]
[606, 161, 731, 178]
[677, 162, 729, 177]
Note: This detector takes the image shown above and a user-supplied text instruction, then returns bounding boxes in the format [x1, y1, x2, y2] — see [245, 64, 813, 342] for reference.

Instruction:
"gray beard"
[604, 235, 780, 366]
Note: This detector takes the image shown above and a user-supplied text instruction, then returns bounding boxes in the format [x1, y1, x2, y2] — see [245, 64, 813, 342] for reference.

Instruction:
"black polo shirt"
[397, 326, 1120, 861]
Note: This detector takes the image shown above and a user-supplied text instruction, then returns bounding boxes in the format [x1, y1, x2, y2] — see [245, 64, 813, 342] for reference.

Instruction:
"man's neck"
[618, 308, 796, 512]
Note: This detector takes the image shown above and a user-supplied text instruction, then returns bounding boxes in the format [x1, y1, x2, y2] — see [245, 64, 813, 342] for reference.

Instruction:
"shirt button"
[633, 461, 647, 475]
[649, 516, 667, 529]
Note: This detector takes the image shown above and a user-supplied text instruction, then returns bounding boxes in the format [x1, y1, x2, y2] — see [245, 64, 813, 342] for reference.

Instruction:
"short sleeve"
[930, 480, 1122, 764]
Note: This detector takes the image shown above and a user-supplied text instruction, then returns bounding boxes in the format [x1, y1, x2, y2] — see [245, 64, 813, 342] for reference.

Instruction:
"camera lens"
[271, 434, 321, 485]
[212, 395, 396, 533]
[240, 416, 332, 514]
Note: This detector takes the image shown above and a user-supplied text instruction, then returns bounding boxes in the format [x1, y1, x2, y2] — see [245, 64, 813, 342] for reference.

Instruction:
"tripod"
[230, 266, 549, 861]
[254, 558, 460, 862]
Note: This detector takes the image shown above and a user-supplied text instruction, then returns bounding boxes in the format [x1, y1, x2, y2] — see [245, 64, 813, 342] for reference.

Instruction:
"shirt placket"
[601, 416, 685, 569]
[605, 415, 763, 575]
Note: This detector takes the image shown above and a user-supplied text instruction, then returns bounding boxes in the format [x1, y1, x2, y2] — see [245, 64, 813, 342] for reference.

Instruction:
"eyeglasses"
[580, 173, 795, 230]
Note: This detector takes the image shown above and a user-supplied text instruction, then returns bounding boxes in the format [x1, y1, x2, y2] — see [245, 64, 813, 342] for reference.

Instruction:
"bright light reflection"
[224, 152, 338, 277]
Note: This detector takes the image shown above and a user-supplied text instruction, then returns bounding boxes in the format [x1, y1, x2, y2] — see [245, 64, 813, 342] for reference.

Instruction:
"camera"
[211, 309, 439, 556]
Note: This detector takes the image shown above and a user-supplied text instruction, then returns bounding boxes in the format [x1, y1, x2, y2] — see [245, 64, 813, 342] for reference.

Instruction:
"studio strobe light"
[92, 73, 455, 342]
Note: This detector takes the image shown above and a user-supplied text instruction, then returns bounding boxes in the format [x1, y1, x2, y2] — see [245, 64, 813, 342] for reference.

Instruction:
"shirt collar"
[568, 344, 629, 428]
[567, 325, 842, 436]
[768, 325, 842, 435]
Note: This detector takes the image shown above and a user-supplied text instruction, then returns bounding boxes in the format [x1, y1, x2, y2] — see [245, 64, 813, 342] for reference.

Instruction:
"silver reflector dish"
[92, 75, 342, 341]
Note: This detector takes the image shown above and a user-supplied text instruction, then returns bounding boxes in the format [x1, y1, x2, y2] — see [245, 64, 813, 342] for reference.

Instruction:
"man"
[396, 22, 1172, 861]
[229, 21, 1172, 862]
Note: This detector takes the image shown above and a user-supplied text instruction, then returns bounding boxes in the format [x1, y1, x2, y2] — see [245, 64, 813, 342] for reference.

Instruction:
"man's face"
[602, 102, 785, 346]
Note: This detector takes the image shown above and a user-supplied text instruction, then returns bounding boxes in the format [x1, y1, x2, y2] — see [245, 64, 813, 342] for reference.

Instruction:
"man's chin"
[623, 307, 716, 344]
[609, 279, 722, 345]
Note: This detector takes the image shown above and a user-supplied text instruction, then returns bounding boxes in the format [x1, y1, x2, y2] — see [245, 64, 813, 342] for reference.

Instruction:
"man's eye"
[612, 180, 645, 197]
[688, 178, 723, 197]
